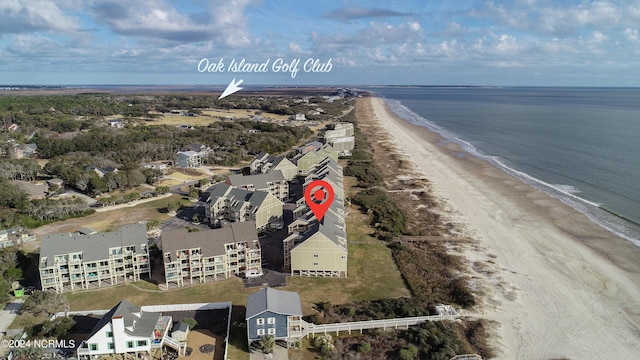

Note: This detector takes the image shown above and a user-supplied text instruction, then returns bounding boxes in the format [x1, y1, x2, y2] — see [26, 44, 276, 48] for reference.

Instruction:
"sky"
[1, 0, 640, 86]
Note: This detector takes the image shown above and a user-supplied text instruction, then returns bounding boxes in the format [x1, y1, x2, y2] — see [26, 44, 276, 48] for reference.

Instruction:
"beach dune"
[366, 96, 640, 359]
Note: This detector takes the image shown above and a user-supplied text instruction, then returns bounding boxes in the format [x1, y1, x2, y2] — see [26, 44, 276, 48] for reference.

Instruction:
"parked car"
[244, 269, 263, 279]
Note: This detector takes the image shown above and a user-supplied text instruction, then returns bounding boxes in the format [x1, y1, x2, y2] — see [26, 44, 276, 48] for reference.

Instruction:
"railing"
[449, 355, 482, 360]
[304, 314, 459, 337]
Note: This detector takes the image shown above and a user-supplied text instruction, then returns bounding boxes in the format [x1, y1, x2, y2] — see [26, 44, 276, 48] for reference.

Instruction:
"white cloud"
[0, 0, 80, 34]
[624, 28, 639, 42]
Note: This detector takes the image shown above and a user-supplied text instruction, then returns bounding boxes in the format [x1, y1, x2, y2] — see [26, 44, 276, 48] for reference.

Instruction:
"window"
[313, 254, 319, 258]
[137, 340, 147, 347]
[267, 328, 276, 335]
[313, 262, 319, 266]
[267, 317, 276, 324]
[106, 331, 113, 338]
[90, 344, 98, 351]
[127, 341, 134, 348]
[256, 318, 264, 325]
[257, 329, 265, 336]
[108, 343, 114, 350]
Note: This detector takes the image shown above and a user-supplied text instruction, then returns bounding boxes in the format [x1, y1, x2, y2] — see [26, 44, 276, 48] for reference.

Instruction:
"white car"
[244, 269, 263, 279]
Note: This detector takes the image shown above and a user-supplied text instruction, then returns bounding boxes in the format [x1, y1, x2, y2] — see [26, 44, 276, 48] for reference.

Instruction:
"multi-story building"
[39, 224, 150, 293]
[293, 144, 338, 174]
[228, 170, 289, 201]
[205, 183, 283, 231]
[284, 157, 348, 278]
[246, 287, 304, 346]
[162, 221, 261, 288]
[76, 300, 171, 358]
[250, 152, 298, 180]
[175, 150, 202, 168]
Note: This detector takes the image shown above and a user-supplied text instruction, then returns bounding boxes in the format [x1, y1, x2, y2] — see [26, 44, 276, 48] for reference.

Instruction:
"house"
[142, 161, 169, 173]
[182, 143, 213, 158]
[228, 170, 289, 201]
[294, 113, 306, 121]
[39, 224, 150, 293]
[161, 221, 261, 288]
[246, 288, 304, 345]
[9, 143, 37, 159]
[76, 300, 173, 359]
[0, 227, 35, 248]
[7, 123, 19, 132]
[204, 183, 283, 231]
[107, 119, 125, 129]
[176, 150, 202, 168]
[84, 166, 119, 178]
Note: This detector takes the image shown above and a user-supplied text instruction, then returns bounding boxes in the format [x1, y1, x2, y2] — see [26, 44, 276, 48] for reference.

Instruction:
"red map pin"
[304, 179, 335, 222]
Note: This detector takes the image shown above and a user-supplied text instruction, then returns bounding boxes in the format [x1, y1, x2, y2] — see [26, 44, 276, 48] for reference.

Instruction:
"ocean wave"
[382, 96, 640, 248]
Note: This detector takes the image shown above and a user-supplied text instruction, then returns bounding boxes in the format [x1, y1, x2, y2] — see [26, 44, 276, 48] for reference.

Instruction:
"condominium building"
[284, 157, 348, 278]
[228, 170, 289, 201]
[293, 144, 338, 174]
[162, 221, 261, 288]
[39, 224, 150, 293]
[205, 183, 283, 231]
[250, 152, 298, 180]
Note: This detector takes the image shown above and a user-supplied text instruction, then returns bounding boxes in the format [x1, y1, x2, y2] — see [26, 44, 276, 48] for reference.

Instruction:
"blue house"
[246, 287, 303, 345]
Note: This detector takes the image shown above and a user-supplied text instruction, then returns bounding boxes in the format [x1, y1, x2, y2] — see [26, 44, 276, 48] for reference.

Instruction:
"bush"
[182, 317, 198, 330]
[358, 342, 371, 354]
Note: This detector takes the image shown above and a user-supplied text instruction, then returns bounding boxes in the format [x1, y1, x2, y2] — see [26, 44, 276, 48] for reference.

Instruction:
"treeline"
[1, 92, 350, 134]
[34, 121, 310, 163]
[0, 249, 22, 307]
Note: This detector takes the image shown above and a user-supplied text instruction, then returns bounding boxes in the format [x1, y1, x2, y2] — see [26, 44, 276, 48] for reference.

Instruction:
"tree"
[21, 290, 69, 317]
[188, 187, 200, 200]
[166, 200, 181, 214]
[358, 342, 371, 354]
[155, 185, 170, 194]
[146, 219, 161, 230]
[0, 248, 22, 305]
[182, 317, 198, 330]
[198, 178, 209, 188]
[258, 335, 275, 354]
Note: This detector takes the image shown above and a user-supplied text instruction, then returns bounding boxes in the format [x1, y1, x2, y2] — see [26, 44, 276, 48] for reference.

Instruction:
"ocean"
[368, 87, 640, 247]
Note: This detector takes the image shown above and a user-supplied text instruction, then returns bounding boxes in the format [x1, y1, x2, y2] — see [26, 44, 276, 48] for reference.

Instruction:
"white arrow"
[219, 78, 244, 99]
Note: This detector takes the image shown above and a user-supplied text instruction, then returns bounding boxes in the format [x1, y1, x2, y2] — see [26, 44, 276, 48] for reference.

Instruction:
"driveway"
[0, 298, 24, 337]
[250, 345, 289, 360]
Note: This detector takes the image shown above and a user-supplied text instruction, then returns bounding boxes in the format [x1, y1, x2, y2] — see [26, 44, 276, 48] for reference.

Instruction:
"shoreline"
[365, 95, 640, 359]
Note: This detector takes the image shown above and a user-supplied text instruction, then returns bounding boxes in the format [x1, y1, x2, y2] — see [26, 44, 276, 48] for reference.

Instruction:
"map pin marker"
[304, 179, 335, 222]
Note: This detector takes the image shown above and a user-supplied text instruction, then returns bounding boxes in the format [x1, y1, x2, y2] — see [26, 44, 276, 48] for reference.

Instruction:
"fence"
[304, 312, 460, 337]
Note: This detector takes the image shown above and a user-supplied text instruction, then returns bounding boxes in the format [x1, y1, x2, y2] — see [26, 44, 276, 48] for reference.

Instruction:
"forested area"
[0, 93, 340, 230]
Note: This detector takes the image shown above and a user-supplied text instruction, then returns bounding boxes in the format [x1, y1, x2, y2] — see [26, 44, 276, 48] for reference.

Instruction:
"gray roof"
[246, 287, 303, 319]
[174, 321, 190, 333]
[162, 221, 258, 263]
[206, 183, 273, 209]
[88, 299, 160, 339]
[40, 224, 147, 268]
[228, 170, 285, 190]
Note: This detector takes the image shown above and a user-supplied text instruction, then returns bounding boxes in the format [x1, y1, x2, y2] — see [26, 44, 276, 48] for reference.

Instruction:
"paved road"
[0, 298, 24, 336]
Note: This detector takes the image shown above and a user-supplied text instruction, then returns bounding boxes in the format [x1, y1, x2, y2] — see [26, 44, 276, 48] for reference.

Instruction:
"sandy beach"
[365, 96, 640, 359]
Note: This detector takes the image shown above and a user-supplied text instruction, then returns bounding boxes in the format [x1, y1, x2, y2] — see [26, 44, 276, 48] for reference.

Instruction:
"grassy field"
[31, 194, 187, 235]
[17, 170, 407, 359]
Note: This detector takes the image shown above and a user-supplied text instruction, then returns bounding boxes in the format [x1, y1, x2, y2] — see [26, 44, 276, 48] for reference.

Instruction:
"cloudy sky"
[1, 0, 639, 86]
